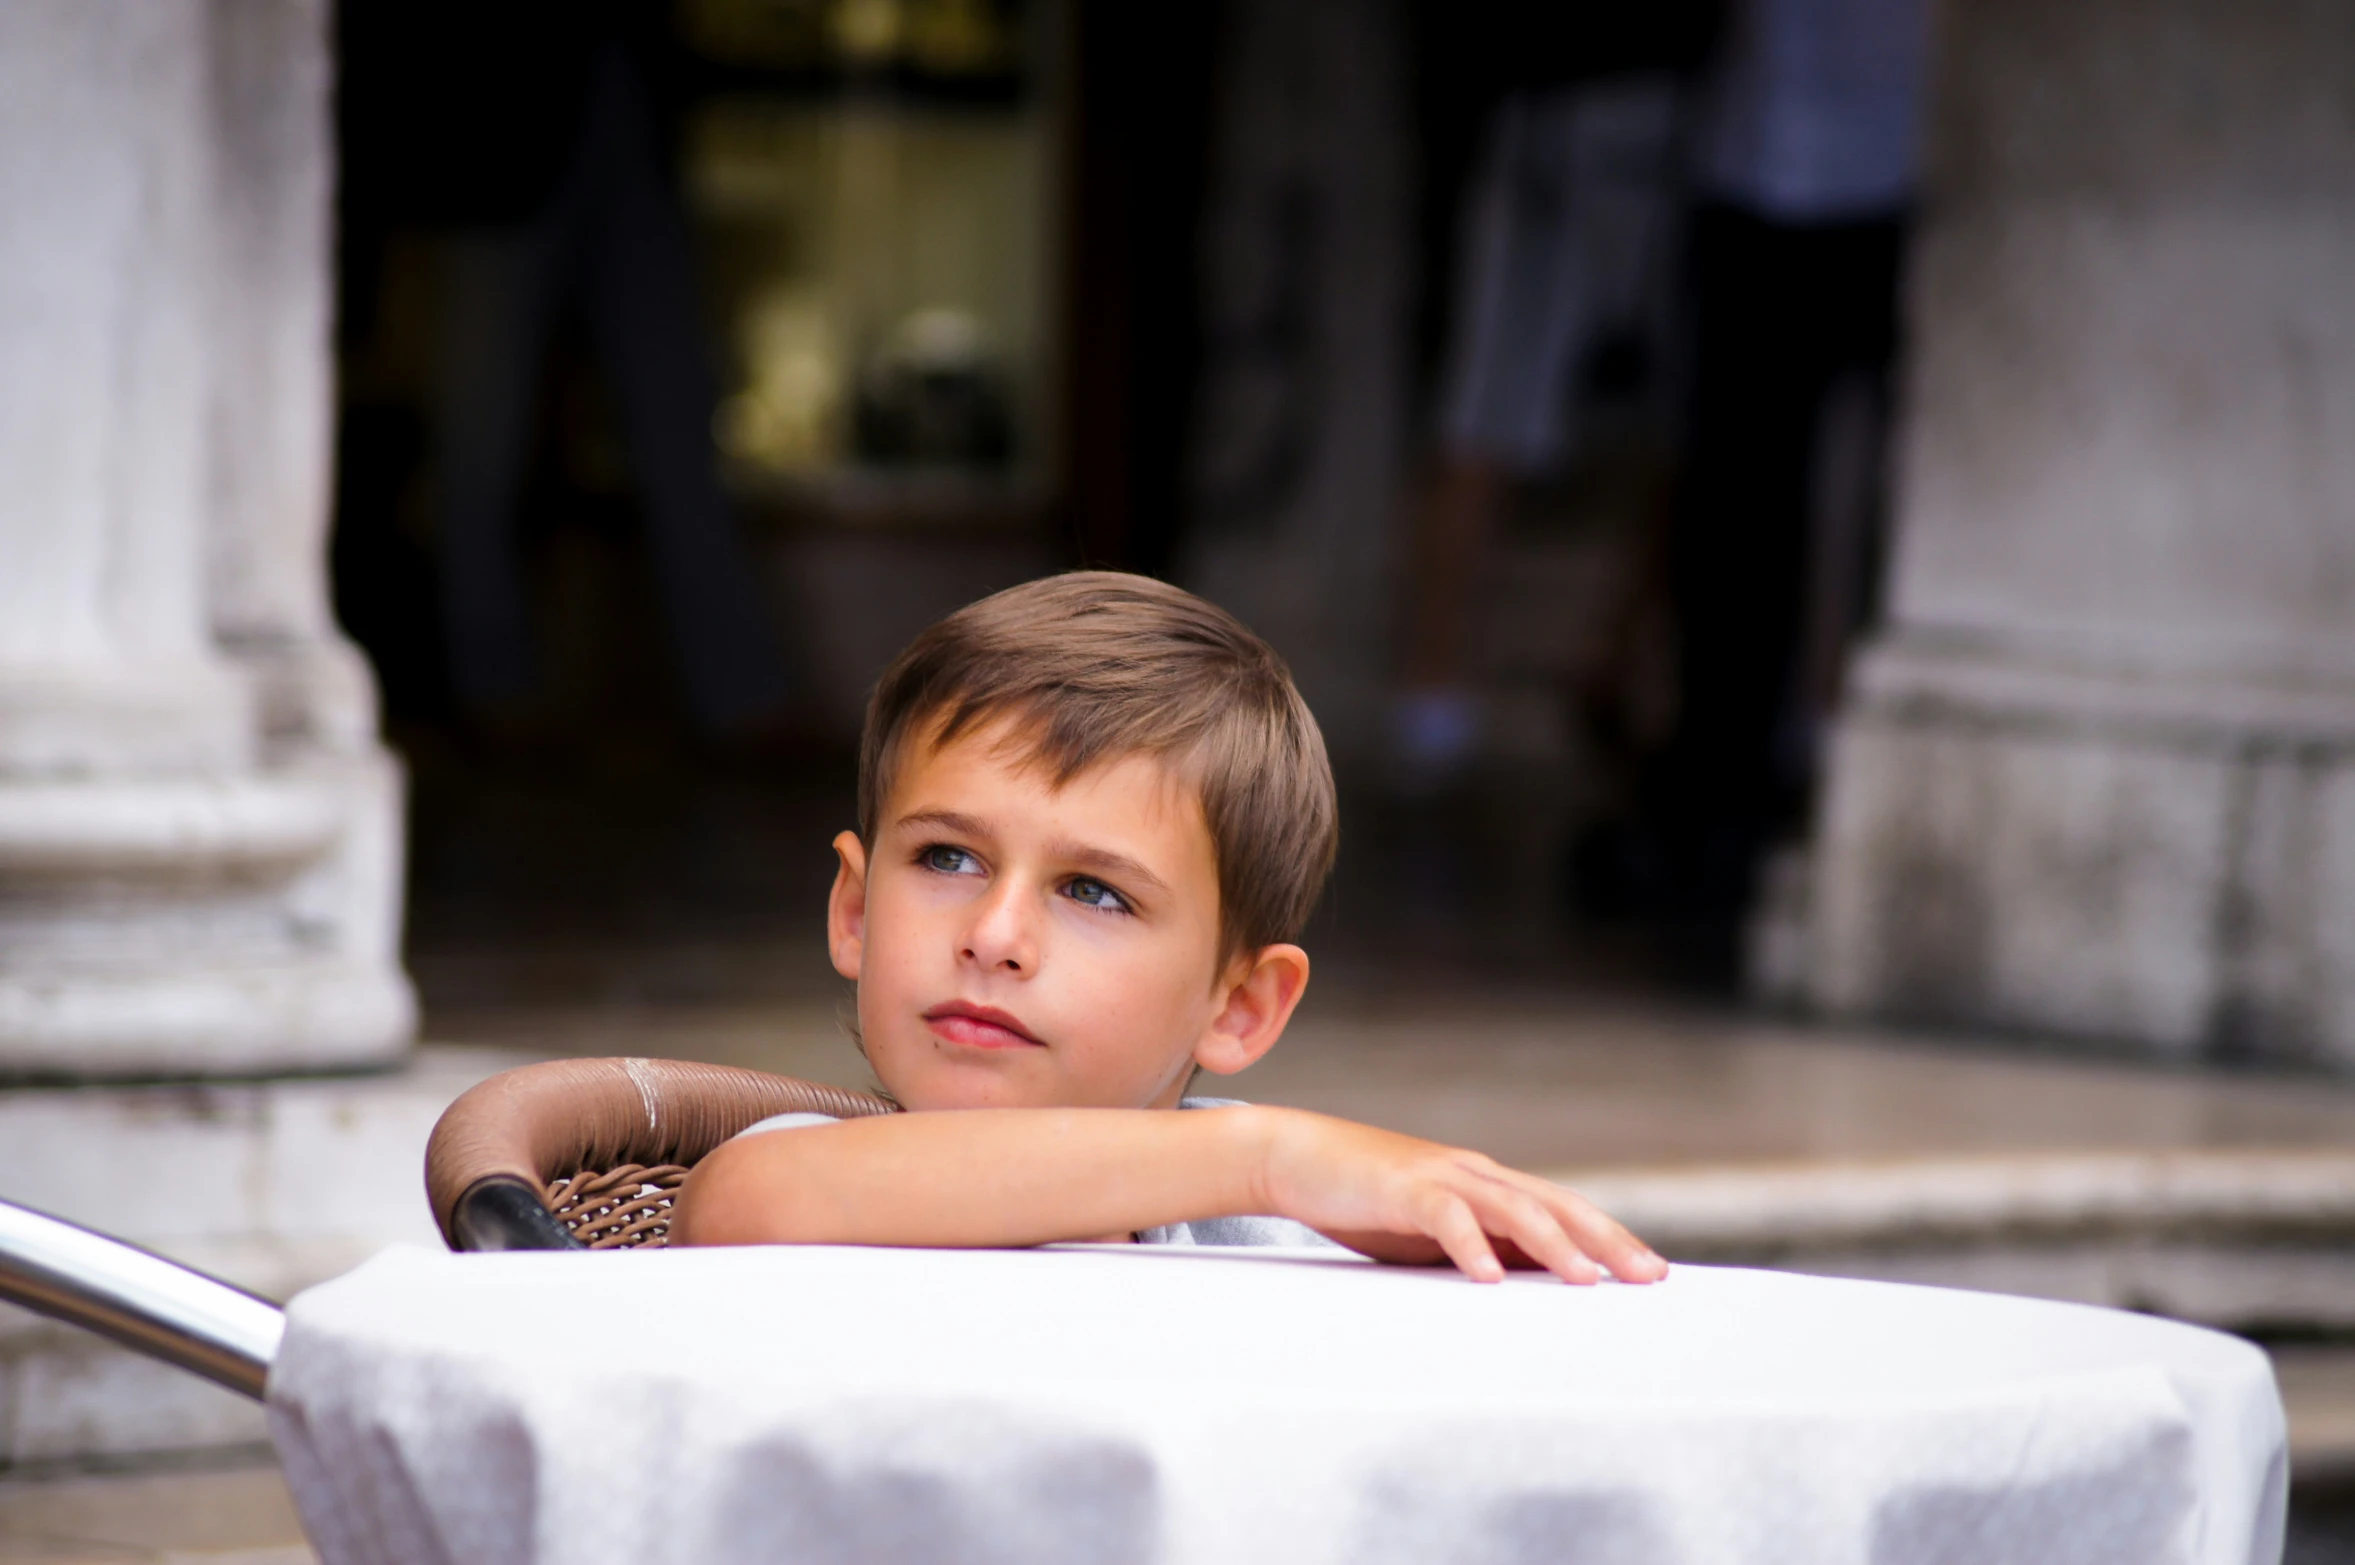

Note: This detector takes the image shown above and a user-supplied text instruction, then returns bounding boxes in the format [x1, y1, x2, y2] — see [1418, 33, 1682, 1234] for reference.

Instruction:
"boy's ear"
[827, 830, 870, 982]
[1193, 943, 1311, 1077]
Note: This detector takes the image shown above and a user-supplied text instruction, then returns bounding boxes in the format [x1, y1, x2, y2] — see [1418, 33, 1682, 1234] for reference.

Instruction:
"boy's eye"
[920, 844, 983, 876]
[1064, 876, 1132, 914]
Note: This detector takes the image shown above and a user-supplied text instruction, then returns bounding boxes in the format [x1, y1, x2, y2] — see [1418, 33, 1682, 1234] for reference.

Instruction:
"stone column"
[0, 0, 414, 1076]
[0, 1, 453, 1468]
[1805, 0, 2355, 1062]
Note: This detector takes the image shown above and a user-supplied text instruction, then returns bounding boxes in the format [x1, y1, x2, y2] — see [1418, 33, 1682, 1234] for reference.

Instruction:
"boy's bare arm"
[670, 1106, 1665, 1285]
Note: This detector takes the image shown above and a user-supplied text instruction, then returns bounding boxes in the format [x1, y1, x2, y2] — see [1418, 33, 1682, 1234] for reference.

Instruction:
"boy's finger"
[1493, 1166, 1654, 1274]
[1425, 1192, 1506, 1283]
[1467, 1166, 1625, 1279]
[1472, 1183, 1600, 1285]
[1537, 1182, 1667, 1282]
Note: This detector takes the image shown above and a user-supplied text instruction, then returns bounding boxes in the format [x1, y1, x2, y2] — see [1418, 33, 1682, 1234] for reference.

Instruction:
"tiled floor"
[0, 1459, 309, 1564]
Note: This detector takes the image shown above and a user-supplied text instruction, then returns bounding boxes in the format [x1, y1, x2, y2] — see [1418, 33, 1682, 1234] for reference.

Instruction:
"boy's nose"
[960, 884, 1039, 974]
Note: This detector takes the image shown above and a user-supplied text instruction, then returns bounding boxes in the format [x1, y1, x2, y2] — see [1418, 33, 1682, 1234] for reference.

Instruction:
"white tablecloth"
[268, 1245, 2285, 1565]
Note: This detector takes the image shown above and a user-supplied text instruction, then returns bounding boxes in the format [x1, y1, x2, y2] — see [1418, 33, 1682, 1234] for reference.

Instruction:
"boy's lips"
[923, 1001, 1047, 1050]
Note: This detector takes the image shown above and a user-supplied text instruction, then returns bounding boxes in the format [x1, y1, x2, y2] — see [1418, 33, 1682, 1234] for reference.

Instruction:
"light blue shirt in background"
[1697, 0, 1930, 221]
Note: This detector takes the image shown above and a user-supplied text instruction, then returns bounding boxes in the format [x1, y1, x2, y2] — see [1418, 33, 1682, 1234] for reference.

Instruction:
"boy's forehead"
[888, 712, 1209, 839]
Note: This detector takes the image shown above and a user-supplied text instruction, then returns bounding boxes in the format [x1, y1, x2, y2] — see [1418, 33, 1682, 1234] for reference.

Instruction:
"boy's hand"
[1252, 1108, 1666, 1286]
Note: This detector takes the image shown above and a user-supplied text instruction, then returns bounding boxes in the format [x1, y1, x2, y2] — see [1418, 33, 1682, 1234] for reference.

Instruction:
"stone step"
[0, 961, 419, 1079]
[0, 754, 414, 1079]
[0, 776, 343, 881]
[1561, 1149, 2355, 1331]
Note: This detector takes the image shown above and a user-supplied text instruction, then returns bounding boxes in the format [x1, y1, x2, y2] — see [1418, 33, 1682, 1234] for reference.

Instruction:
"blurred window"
[678, 0, 1060, 527]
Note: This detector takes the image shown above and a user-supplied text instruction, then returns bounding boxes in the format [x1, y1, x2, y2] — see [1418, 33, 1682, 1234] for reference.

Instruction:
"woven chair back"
[426, 1058, 896, 1251]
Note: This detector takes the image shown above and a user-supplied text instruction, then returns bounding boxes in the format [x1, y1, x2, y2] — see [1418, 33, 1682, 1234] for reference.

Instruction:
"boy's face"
[828, 715, 1307, 1111]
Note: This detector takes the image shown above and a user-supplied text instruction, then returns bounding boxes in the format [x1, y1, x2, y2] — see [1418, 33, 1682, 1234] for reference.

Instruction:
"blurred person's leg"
[1658, 203, 1902, 939]
[1398, 94, 1588, 787]
[435, 227, 565, 716]
[1787, 220, 1904, 766]
[1397, 454, 1505, 774]
[578, 51, 790, 736]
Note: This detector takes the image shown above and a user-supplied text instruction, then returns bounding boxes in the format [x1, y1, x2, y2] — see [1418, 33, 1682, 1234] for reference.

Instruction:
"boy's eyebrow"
[893, 809, 1173, 901]
[1051, 841, 1172, 902]
[895, 808, 993, 841]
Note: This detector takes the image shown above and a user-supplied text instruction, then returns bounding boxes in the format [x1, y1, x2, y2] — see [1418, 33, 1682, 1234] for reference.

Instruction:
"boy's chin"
[876, 1034, 1200, 1113]
[883, 1066, 1059, 1114]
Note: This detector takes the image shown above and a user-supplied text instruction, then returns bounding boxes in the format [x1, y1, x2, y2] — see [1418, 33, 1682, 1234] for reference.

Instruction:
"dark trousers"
[1659, 201, 1905, 919]
[434, 47, 788, 733]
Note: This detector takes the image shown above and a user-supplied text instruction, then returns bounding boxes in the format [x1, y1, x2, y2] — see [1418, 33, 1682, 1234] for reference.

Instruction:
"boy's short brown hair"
[859, 571, 1338, 967]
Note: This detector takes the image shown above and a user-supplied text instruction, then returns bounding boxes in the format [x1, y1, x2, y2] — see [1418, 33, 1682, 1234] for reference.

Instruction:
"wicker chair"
[426, 1057, 898, 1252]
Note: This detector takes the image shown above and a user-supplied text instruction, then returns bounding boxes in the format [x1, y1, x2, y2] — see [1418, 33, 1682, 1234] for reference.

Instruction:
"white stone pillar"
[206, 0, 386, 759]
[0, 0, 415, 1076]
[1806, 0, 2355, 1062]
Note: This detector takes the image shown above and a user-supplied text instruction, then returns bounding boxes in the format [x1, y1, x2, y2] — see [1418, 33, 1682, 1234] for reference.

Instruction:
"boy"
[674, 572, 1663, 1285]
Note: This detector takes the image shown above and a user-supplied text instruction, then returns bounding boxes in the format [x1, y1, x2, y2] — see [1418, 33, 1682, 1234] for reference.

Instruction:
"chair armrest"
[451, 1176, 584, 1251]
[0, 1199, 280, 1400]
[425, 1057, 896, 1250]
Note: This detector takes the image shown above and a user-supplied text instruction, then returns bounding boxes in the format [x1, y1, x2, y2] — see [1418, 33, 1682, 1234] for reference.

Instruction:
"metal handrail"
[0, 1198, 282, 1400]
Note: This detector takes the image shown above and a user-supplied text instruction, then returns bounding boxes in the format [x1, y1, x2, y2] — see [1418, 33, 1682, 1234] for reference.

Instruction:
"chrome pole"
[0, 1199, 282, 1401]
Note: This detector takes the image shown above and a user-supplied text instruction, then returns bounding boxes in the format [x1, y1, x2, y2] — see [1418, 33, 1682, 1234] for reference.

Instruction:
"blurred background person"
[341, 0, 793, 746]
[1649, 0, 1928, 976]
[1394, 4, 1718, 796]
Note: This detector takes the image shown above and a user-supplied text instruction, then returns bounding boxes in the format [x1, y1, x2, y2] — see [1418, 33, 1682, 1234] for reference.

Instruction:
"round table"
[268, 1244, 2285, 1565]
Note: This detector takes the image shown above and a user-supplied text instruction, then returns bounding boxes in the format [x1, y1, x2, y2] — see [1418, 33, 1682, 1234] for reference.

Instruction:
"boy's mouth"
[923, 1001, 1047, 1050]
